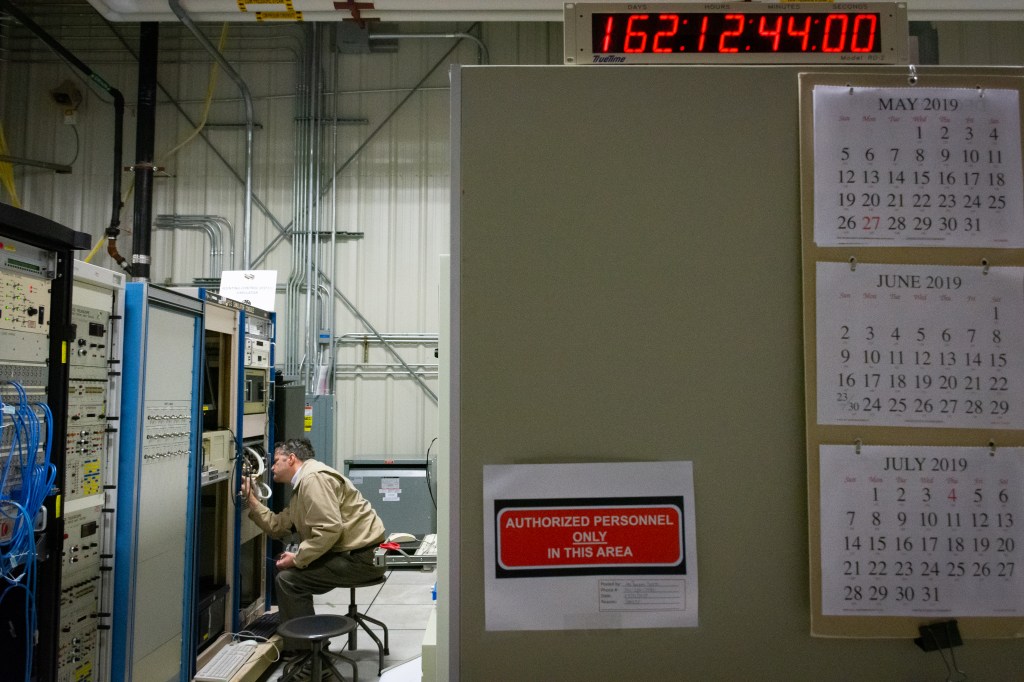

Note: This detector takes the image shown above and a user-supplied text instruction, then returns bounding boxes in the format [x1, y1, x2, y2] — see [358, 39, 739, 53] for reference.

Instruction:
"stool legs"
[280, 641, 358, 682]
[346, 590, 390, 676]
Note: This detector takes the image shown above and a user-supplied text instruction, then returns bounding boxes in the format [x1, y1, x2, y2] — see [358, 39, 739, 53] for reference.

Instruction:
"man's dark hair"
[275, 438, 316, 462]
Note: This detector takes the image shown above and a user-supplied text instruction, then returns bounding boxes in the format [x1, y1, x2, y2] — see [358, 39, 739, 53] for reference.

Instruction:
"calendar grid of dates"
[813, 86, 1023, 248]
[820, 445, 1024, 617]
[816, 262, 1024, 429]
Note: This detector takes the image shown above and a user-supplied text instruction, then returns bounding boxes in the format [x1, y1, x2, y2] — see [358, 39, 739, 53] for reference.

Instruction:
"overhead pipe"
[326, 30, 339, 394]
[285, 25, 314, 377]
[168, 0, 254, 268]
[0, 0, 129, 273]
[337, 333, 439, 344]
[153, 215, 223, 277]
[130, 22, 158, 282]
[250, 31, 476, 403]
[165, 214, 236, 270]
[206, 215, 236, 268]
[103, 21, 293, 254]
[302, 23, 319, 391]
[369, 30, 489, 64]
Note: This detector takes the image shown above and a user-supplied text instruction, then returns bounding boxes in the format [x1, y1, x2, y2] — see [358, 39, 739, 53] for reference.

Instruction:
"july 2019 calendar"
[820, 445, 1023, 617]
[816, 262, 1024, 429]
[813, 86, 1023, 248]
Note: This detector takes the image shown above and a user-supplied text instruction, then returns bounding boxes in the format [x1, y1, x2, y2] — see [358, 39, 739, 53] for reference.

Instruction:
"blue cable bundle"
[0, 380, 56, 682]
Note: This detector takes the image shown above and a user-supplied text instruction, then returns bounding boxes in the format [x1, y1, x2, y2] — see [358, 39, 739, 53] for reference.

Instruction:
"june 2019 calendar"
[820, 444, 1023, 617]
[813, 85, 1023, 248]
[816, 262, 1024, 428]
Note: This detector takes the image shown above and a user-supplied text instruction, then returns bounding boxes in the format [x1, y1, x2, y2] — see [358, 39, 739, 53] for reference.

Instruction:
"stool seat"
[342, 575, 387, 590]
[277, 614, 356, 641]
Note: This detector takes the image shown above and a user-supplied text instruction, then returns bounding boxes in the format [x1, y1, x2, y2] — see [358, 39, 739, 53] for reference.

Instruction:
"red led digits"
[601, 16, 614, 52]
[821, 14, 849, 52]
[590, 11, 881, 56]
[624, 14, 649, 53]
[718, 14, 744, 53]
[697, 16, 709, 52]
[851, 14, 878, 52]
[653, 14, 679, 53]
[758, 15, 783, 52]
[820, 14, 879, 53]
[787, 15, 812, 51]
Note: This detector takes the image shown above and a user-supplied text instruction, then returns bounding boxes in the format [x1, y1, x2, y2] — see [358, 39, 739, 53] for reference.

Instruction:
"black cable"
[63, 124, 80, 167]
[425, 436, 438, 510]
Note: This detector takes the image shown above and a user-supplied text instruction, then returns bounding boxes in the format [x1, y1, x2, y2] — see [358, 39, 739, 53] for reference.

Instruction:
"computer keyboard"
[416, 533, 438, 555]
[194, 640, 257, 682]
[238, 611, 280, 640]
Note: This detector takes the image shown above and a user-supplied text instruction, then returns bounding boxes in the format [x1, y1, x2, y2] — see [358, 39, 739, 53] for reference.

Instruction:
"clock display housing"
[565, 2, 909, 65]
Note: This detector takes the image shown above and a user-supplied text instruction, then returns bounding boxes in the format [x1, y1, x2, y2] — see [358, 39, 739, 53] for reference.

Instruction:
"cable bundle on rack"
[0, 380, 56, 682]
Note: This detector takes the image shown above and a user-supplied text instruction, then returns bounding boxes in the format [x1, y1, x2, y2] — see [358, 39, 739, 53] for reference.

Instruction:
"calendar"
[816, 262, 1024, 428]
[802, 74, 1024, 637]
[813, 85, 1023, 248]
[820, 444, 1024, 617]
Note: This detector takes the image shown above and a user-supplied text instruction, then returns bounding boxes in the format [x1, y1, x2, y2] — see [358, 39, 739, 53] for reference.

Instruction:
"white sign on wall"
[219, 270, 277, 312]
[483, 461, 699, 631]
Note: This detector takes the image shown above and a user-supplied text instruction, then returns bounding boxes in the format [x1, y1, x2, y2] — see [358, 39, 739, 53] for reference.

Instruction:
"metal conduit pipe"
[250, 25, 480, 270]
[206, 216, 236, 269]
[303, 23, 320, 392]
[168, 0, 254, 268]
[336, 370, 438, 378]
[326, 28, 339, 395]
[152, 216, 222, 277]
[169, 214, 235, 270]
[249, 33, 471, 404]
[286, 25, 312, 376]
[370, 31, 489, 64]
[337, 333, 439, 344]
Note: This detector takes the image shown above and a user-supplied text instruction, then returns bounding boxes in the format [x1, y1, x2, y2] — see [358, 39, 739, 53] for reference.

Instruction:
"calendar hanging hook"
[981, 258, 990, 275]
[977, 85, 984, 99]
[907, 64, 918, 86]
[989, 440, 996, 457]
[849, 256, 857, 271]
[854, 438, 862, 455]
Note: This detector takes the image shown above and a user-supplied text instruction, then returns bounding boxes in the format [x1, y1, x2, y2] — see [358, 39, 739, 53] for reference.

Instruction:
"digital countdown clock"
[564, 2, 909, 64]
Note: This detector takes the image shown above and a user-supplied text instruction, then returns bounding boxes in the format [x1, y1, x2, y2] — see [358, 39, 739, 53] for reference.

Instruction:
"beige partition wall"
[450, 64, 1024, 681]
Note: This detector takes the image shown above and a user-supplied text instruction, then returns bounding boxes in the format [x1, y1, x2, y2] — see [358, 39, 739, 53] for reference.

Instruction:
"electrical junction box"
[344, 460, 437, 538]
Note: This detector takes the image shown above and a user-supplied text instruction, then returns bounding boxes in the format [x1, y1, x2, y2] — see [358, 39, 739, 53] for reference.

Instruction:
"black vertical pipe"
[131, 22, 158, 281]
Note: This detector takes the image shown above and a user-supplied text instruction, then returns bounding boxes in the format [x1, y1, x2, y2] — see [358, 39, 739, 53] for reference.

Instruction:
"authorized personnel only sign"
[495, 498, 685, 577]
[483, 462, 698, 631]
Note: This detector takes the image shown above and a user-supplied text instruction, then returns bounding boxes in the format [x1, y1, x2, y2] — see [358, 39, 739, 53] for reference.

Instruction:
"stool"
[277, 614, 358, 682]
[339, 575, 390, 676]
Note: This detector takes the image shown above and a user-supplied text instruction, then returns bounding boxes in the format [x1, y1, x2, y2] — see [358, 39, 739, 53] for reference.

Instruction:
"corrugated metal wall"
[0, 7, 1019, 463]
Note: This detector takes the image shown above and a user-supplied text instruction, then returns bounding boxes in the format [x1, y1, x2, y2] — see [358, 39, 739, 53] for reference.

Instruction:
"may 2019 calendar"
[813, 85, 1023, 248]
[820, 444, 1023, 617]
[816, 262, 1024, 429]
